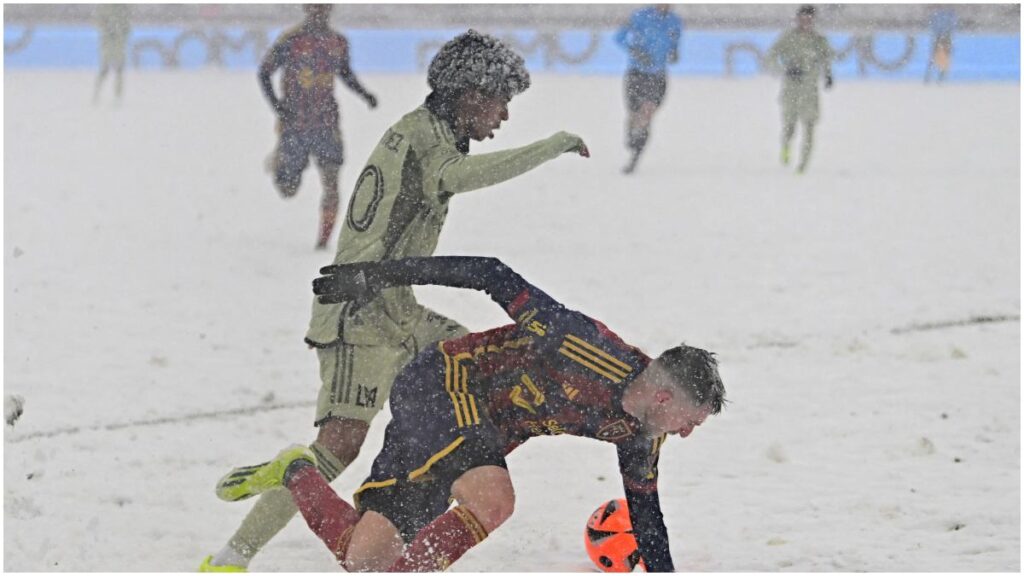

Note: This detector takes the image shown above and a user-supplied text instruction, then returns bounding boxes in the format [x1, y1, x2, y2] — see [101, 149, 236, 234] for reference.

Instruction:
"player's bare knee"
[316, 417, 369, 466]
[343, 512, 403, 572]
[453, 466, 516, 532]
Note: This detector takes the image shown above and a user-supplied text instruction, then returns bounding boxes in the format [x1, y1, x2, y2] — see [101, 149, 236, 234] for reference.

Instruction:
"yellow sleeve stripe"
[558, 346, 624, 383]
[560, 340, 630, 379]
[651, 434, 667, 454]
[409, 436, 465, 480]
[564, 334, 634, 373]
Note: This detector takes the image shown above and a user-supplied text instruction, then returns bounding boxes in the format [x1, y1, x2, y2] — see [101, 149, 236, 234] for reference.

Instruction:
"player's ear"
[654, 389, 673, 404]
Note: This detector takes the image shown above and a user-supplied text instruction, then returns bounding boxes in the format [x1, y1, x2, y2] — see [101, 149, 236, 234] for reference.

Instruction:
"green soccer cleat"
[198, 555, 246, 573]
[781, 146, 791, 166]
[215, 445, 316, 502]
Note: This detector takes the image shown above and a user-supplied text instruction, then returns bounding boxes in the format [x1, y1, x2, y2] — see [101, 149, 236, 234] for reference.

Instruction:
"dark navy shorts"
[353, 346, 507, 543]
[625, 70, 668, 112]
[274, 124, 344, 194]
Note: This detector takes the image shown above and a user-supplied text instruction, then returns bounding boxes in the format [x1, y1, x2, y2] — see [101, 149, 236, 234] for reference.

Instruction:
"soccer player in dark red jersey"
[217, 256, 726, 572]
[258, 4, 378, 249]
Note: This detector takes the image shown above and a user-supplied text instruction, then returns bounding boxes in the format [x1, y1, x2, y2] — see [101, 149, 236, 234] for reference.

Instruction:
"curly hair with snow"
[427, 29, 531, 99]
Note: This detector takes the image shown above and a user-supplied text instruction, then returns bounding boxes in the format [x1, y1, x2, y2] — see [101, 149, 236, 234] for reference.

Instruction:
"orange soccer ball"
[584, 499, 646, 572]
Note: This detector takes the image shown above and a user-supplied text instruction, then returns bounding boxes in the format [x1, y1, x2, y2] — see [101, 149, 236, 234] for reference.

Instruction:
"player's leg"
[114, 64, 124, 101]
[93, 62, 109, 104]
[206, 342, 410, 569]
[273, 128, 309, 198]
[935, 39, 951, 83]
[796, 95, 820, 173]
[781, 99, 798, 165]
[313, 126, 344, 250]
[797, 119, 816, 173]
[388, 465, 514, 572]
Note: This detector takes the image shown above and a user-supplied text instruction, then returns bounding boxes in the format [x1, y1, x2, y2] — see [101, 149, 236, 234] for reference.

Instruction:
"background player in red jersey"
[258, 4, 378, 249]
[217, 256, 726, 572]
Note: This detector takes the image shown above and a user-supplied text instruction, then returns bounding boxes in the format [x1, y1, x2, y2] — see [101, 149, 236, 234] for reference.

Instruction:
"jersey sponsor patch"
[597, 419, 633, 440]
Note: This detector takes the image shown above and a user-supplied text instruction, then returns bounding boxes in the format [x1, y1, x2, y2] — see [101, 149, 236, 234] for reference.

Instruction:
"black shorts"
[625, 70, 668, 112]
[353, 347, 507, 543]
[274, 124, 344, 190]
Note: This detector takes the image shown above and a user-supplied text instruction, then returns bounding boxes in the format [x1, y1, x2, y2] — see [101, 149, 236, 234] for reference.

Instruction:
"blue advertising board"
[4, 25, 1020, 81]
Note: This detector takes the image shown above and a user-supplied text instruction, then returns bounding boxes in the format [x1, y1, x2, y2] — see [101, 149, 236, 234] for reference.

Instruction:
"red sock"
[317, 196, 338, 247]
[286, 463, 360, 562]
[388, 506, 489, 572]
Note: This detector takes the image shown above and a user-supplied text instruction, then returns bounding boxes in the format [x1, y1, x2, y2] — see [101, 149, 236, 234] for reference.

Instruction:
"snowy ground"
[4, 71, 1020, 572]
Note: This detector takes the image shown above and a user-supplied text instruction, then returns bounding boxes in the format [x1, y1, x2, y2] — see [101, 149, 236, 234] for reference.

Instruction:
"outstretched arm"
[618, 439, 674, 572]
[438, 132, 588, 195]
[314, 256, 559, 319]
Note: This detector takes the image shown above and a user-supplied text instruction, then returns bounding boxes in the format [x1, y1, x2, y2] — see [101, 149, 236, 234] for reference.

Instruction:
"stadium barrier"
[4, 26, 1020, 81]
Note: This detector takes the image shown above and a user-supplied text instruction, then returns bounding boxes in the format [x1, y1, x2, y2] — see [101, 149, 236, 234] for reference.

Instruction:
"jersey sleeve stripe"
[565, 334, 634, 372]
[561, 340, 630, 379]
[558, 346, 624, 383]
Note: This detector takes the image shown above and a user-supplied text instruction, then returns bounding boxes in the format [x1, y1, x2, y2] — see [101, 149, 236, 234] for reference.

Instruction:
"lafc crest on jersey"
[597, 419, 633, 440]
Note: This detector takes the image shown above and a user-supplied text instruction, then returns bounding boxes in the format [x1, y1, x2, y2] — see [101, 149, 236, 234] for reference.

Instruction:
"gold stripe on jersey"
[558, 346, 624, 383]
[560, 340, 630, 380]
[353, 477, 397, 496]
[440, 347, 480, 428]
[409, 436, 465, 480]
[564, 334, 634, 374]
[651, 434, 667, 455]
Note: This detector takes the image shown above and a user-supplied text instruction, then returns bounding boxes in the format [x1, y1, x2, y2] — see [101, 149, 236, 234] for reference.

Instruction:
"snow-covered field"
[4, 71, 1019, 572]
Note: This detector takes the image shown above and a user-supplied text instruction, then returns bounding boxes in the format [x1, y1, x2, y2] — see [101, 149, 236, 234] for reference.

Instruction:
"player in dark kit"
[259, 4, 378, 249]
[217, 256, 726, 572]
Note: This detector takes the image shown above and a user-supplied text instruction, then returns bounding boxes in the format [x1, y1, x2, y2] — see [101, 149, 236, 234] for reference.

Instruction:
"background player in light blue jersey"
[615, 4, 683, 174]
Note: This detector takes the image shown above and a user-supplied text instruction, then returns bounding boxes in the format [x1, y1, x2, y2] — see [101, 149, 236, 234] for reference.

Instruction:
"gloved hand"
[364, 93, 378, 109]
[824, 74, 834, 90]
[313, 263, 378, 305]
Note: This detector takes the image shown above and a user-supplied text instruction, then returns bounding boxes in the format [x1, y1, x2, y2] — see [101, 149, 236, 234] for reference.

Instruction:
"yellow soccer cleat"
[198, 555, 246, 572]
[215, 445, 316, 502]
[780, 145, 791, 166]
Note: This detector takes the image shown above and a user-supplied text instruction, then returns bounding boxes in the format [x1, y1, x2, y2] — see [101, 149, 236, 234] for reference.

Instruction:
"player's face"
[798, 14, 814, 29]
[648, 392, 711, 438]
[638, 364, 714, 437]
[459, 91, 511, 141]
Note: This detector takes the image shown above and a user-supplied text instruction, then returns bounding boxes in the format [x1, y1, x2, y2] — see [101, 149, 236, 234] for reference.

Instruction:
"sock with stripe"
[285, 461, 361, 563]
[212, 441, 348, 568]
[388, 506, 489, 572]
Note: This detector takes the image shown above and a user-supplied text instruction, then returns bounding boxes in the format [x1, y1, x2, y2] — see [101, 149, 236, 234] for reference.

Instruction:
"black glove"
[825, 74, 834, 89]
[313, 263, 378, 305]
[785, 67, 804, 80]
[364, 93, 378, 109]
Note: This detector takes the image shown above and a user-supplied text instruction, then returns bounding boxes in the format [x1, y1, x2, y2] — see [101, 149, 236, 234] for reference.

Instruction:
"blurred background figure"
[92, 4, 130, 104]
[924, 5, 958, 84]
[258, 4, 378, 250]
[764, 4, 834, 174]
[614, 4, 682, 175]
